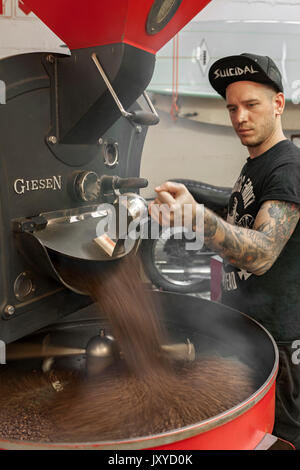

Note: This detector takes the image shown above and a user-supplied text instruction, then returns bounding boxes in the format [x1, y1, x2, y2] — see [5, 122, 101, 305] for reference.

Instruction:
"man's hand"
[148, 181, 198, 228]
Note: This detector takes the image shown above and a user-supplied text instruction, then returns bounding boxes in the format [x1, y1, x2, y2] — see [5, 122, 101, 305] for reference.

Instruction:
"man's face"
[226, 81, 280, 148]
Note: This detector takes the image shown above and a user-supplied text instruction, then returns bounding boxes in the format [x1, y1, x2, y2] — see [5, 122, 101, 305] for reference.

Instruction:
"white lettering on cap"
[214, 65, 259, 80]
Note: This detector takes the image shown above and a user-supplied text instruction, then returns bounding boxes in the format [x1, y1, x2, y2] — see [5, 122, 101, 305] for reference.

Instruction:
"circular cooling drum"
[0, 292, 278, 450]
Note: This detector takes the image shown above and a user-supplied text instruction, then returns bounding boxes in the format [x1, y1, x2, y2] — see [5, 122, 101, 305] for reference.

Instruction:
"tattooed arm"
[203, 200, 300, 275]
[149, 181, 300, 276]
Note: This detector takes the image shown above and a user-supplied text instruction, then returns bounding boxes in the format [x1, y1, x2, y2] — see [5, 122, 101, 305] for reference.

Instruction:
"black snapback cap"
[208, 53, 283, 99]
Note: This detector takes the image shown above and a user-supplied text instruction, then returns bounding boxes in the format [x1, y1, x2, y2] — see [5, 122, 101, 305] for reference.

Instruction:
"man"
[149, 53, 300, 448]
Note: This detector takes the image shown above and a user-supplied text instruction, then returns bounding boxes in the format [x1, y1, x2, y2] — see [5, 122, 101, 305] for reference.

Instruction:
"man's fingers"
[155, 181, 186, 195]
[149, 181, 196, 228]
[149, 201, 173, 227]
[154, 190, 176, 206]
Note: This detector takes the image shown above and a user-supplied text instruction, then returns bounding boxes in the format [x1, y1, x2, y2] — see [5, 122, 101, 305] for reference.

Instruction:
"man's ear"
[275, 92, 285, 116]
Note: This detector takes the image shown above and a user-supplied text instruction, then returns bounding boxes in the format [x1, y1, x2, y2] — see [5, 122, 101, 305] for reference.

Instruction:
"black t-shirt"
[221, 139, 300, 342]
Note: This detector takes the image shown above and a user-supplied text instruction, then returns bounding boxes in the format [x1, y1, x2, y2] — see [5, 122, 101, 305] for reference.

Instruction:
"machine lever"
[127, 110, 159, 126]
[91, 53, 160, 126]
[112, 176, 148, 190]
[73, 172, 148, 202]
[100, 175, 148, 194]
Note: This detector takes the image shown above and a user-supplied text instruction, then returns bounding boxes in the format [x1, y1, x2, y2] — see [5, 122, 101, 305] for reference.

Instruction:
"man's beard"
[238, 118, 276, 149]
[240, 136, 265, 148]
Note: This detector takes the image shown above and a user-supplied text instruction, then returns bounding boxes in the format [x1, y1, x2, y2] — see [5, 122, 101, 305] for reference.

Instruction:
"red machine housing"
[20, 0, 212, 53]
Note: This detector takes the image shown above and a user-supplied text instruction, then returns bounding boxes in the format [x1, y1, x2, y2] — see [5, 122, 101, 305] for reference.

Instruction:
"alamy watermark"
[291, 340, 300, 365]
[0, 80, 6, 105]
[95, 198, 204, 254]
[0, 340, 5, 365]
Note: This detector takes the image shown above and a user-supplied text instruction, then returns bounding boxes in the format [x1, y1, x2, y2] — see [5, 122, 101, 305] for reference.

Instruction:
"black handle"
[100, 175, 148, 194]
[128, 110, 160, 126]
[113, 177, 148, 190]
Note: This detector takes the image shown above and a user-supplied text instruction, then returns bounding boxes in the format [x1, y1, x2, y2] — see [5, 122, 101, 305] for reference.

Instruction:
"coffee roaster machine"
[0, 0, 291, 450]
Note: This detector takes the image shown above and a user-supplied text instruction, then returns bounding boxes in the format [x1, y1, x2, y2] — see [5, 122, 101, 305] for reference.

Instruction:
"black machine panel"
[0, 46, 155, 343]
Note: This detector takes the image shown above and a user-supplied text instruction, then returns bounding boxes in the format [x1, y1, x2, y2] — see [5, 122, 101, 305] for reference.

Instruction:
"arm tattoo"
[201, 200, 300, 276]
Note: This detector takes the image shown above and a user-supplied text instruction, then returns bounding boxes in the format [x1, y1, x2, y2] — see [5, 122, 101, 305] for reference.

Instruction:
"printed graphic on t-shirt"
[223, 174, 256, 291]
[227, 175, 255, 227]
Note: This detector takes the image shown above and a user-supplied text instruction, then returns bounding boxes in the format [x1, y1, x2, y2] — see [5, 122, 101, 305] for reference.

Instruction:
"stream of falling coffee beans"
[0, 254, 255, 443]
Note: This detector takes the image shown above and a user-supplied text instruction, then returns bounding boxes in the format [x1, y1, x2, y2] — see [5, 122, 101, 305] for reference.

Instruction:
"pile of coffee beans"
[0, 254, 255, 444]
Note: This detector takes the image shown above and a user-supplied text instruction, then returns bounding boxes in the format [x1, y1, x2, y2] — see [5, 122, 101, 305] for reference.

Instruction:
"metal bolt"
[4, 305, 15, 316]
[136, 125, 142, 134]
[48, 135, 57, 145]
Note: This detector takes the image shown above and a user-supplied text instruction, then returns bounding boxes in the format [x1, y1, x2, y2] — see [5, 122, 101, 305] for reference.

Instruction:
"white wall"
[199, 0, 300, 22]
[140, 108, 247, 199]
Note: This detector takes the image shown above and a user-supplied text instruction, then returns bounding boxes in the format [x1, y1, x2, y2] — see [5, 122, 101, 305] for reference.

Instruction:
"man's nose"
[236, 107, 248, 124]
